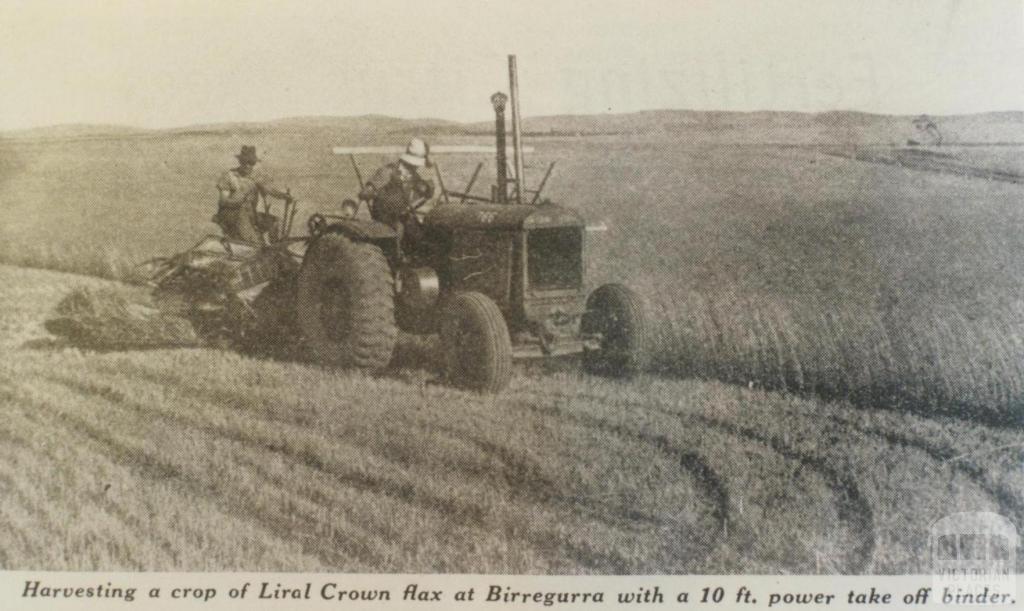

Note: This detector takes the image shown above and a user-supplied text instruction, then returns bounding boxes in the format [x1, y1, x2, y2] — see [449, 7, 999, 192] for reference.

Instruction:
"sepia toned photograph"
[0, 0, 1021, 584]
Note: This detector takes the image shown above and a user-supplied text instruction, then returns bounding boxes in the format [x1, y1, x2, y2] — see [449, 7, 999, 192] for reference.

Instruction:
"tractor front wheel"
[439, 292, 513, 393]
[295, 233, 397, 370]
[582, 283, 650, 376]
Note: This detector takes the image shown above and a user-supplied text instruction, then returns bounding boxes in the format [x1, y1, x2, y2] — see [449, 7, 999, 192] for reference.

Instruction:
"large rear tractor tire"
[439, 292, 513, 393]
[295, 233, 397, 370]
[582, 283, 650, 376]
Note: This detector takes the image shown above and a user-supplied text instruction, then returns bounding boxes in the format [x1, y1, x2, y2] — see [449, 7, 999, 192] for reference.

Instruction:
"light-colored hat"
[400, 138, 428, 167]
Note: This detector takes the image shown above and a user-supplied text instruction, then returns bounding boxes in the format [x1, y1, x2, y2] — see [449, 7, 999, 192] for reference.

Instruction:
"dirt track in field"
[826, 146, 1024, 185]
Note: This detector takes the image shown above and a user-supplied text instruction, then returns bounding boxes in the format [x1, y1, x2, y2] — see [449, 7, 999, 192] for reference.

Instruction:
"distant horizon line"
[3, 107, 1023, 135]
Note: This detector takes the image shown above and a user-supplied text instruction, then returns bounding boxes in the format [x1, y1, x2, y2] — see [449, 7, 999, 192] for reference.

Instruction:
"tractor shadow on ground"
[21, 337, 76, 351]
[235, 330, 450, 386]
[238, 330, 587, 390]
[27, 319, 205, 354]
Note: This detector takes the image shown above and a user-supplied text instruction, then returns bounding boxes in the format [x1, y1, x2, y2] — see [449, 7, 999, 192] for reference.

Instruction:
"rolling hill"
[4, 109, 1022, 144]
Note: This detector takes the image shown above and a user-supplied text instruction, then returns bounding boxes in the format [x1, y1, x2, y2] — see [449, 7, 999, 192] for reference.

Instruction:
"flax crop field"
[0, 113, 1023, 573]
[4, 116, 1024, 419]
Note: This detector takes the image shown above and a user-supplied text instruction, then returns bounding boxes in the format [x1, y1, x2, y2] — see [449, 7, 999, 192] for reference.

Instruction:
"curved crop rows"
[1, 266, 1022, 573]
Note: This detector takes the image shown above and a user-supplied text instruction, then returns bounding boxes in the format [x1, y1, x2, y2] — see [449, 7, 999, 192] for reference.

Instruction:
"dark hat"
[235, 145, 260, 164]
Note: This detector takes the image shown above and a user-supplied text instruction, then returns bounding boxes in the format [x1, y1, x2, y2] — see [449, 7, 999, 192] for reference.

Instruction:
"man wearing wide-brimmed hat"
[214, 145, 292, 243]
[359, 138, 435, 233]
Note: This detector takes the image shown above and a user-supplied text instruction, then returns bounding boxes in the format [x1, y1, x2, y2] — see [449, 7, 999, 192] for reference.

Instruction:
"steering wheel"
[410, 196, 430, 212]
[307, 213, 326, 236]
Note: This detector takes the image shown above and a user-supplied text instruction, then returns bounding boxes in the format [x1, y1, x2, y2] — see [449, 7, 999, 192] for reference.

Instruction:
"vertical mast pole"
[490, 92, 508, 204]
[508, 54, 525, 205]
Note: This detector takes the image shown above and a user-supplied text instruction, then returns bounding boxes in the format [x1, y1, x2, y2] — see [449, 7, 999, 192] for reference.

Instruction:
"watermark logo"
[931, 512, 1017, 605]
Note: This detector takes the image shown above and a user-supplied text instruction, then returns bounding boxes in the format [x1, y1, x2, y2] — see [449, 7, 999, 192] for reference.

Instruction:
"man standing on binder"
[214, 146, 293, 244]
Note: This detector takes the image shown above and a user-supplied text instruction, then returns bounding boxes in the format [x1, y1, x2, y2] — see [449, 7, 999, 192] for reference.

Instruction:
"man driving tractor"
[359, 138, 435, 243]
[214, 145, 293, 244]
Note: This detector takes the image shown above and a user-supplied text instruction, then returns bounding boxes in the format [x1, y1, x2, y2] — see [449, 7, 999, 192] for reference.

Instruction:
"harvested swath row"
[688, 412, 874, 573]
[604, 416, 856, 571]
[213, 436, 551, 573]
[206, 366, 668, 535]
[418, 418, 715, 572]
[587, 388, 879, 572]
[124, 364, 563, 521]
[85, 362, 687, 571]
[517, 385, 875, 574]
[38, 374, 419, 570]
[814, 410, 1024, 541]
[81, 365, 502, 512]
[671, 379, 1024, 536]
[821, 405, 1024, 502]
[427, 423, 558, 501]
[426, 422, 660, 532]
[0, 468, 69, 564]
[0, 437, 91, 535]
[607, 385, 1020, 570]
[0, 445, 153, 570]
[198, 397, 570, 571]
[0, 388, 191, 569]
[850, 427, 1024, 566]
[264, 414, 668, 572]
[85, 354, 727, 570]
[62, 369, 491, 524]
[567, 408, 727, 532]
[220, 452, 393, 569]
[109, 381, 625, 572]
[0, 381, 329, 570]
[95, 359, 672, 529]
[0, 409, 231, 569]
[502, 395, 732, 561]
[0, 405, 190, 566]
[362, 420, 705, 572]
[426, 421, 647, 540]
[0, 509, 32, 568]
[648, 380, 1020, 570]
[19, 380, 352, 570]
[574, 420, 727, 571]
[39, 370, 627, 572]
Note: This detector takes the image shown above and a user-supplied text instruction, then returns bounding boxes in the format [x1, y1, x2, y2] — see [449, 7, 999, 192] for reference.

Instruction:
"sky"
[0, 0, 1022, 130]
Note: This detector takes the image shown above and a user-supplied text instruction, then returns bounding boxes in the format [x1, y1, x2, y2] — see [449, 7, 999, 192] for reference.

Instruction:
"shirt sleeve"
[251, 169, 275, 192]
[215, 171, 236, 192]
[359, 164, 393, 200]
[417, 174, 435, 198]
[366, 165, 395, 190]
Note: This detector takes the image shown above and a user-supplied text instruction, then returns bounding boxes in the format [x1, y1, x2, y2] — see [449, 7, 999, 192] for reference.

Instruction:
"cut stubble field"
[0, 265, 1022, 573]
[1, 121, 1023, 572]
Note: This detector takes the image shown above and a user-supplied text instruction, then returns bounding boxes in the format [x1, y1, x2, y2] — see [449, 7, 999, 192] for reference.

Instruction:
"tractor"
[146, 56, 649, 392]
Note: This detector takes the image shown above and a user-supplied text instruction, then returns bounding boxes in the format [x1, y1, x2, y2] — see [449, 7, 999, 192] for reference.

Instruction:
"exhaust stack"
[508, 55, 525, 205]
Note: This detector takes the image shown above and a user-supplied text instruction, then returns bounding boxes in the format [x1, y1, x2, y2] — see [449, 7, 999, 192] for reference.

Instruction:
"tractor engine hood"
[423, 202, 584, 231]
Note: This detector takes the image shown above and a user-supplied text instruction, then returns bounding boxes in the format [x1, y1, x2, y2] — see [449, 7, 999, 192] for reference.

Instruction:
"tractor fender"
[324, 219, 398, 242]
